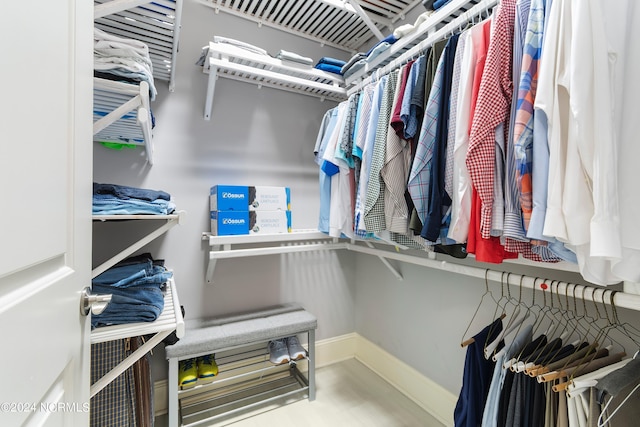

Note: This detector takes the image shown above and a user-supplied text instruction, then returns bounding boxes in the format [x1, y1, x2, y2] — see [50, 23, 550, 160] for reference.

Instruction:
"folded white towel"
[393, 11, 434, 38]
[212, 36, 268, 56]
[276, 49, 313, 65]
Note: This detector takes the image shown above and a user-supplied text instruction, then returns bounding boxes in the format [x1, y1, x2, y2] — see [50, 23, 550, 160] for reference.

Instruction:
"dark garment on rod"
[409, 50, 429, 141]
[527, 337, 563, 365]
[422, 34, 460, 241]
[410, 40, 446, 235]
[454, 317, 504, 427]
[497, 369, 515, 427]
[498, 335, 547, 427]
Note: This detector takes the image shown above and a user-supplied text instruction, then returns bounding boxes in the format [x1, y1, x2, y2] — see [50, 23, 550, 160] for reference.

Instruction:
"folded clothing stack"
[314, 57, 347, 75]
[92, 253, 172, 328]
[93, 182, 176, 216]
[341, 34, 399, 78]
[94, 27, 157, 101]
[276, 49, 314, 66]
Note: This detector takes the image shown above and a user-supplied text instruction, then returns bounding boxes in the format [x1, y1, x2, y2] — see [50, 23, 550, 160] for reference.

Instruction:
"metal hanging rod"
[346, 243, 640, 312]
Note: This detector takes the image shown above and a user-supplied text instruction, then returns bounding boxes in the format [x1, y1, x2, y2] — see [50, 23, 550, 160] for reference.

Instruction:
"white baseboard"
[153, 333, 455, 427]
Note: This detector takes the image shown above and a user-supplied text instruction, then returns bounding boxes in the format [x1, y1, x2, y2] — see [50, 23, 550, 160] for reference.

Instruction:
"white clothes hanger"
[566, 357, 632, 397]
[484, 309, 532, 359]
[598, 382, 640, 427]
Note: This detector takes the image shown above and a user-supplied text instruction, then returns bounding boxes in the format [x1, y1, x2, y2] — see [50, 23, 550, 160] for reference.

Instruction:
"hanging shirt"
[409, 52, 429, 141]
[612, 1, 640, 282]
[422, 33, 460, 242]
[383, 69, 413, 233]
[526, 0, 554, 244]
[463, 17, 518, 263]
[401, 55, 427, 141]
[322, 102, 351, 238]
[467, 0, 517, 240]
[517, 0, 576, 263]
[408, 46, 447, 227]
[314, 107, 341, 233]
[444, 31, 468, 207]
[353, 84, 375, 238]
[499, 0, 560, 262]
[390, 61, 415, 139]
[449, 24, 481, 244]
[537, 0, 621, 284]
[364, 71, 398, 232]
[513, 0, 541, 236]
[357, 77, 388, 234]
[336, 93, 359, 169]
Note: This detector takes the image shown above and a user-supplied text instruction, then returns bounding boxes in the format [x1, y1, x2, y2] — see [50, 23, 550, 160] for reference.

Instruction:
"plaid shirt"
[364, 70, 399, 232]
[408, 51, 445, 225]
[467, 0, 517, 240]
[514, 0, 545, 234]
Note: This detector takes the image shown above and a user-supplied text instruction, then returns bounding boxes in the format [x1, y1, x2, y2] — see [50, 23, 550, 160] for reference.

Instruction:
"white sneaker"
[268, 339, 290, 364]
[286, 336, 306, 361]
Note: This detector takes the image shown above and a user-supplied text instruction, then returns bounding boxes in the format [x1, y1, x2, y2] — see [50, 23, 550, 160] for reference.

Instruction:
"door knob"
[80, 287, 112, 316]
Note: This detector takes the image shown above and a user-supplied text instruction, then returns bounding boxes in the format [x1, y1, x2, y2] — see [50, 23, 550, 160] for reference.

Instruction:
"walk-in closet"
[3, 0, 640, 426]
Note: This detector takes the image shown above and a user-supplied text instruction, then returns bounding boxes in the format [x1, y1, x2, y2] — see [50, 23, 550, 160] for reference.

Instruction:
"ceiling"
[199, 0, 423, 52]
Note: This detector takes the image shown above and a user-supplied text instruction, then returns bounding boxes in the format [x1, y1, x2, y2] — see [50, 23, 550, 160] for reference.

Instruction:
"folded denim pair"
[91, 283, 166, 328]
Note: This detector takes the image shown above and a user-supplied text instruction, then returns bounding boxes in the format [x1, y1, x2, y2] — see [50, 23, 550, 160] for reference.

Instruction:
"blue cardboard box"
[210, 210, 292, 236]
[210, 185, 291, 211]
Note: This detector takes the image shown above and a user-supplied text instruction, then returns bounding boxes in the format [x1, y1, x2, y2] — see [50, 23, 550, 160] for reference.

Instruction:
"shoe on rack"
[286, 336, 307, 361]
[268, 339, 290, 365]
[197, 354, 218, 382]
[178, 358, 198, 389]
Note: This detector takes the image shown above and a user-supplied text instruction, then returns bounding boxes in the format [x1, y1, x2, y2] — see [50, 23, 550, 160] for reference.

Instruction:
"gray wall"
[93, 0, 640, 398]
[93, 0, 355, 380]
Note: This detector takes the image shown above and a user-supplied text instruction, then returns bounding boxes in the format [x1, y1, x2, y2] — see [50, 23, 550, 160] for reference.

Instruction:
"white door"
[0, 0, 93, 425]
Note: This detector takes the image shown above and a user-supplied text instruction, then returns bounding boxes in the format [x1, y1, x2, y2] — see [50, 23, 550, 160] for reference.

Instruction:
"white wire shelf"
[198, 0, 419, 52]
[94, 0, 183, 90]
[91, 276, 184, 344]
[90, 277, 185, 398]
[203, 42, 348, 120]
[93, 77, 154, 164]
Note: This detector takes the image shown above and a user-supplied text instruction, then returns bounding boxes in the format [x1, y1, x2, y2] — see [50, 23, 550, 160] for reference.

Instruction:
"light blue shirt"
[400, 55, 425, 140]
[315, 107, 341, 233]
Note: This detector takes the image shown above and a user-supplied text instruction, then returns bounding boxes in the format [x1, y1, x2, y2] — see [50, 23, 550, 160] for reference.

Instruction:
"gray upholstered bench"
[165, 303, 317, 427]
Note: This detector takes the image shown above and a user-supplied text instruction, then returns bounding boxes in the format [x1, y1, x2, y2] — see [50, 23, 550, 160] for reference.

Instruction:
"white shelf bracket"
[204, 60, 219, 120]
[92, 213, 184, 279]
[366, 242, 403, 281]
[204, 231, 343, 283]
[90, 330, 172, 398]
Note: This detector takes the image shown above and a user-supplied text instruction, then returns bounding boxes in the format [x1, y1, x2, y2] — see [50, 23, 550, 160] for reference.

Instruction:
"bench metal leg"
[168, 358, 179, 427]
[308, 329, 316, 401]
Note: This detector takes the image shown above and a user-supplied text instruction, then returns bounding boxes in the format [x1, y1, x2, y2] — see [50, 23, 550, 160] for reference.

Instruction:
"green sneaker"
[197, 354, 218, 381]
[178, 358, 198, 389]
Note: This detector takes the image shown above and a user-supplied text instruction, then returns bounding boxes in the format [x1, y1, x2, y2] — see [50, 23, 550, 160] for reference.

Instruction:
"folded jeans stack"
[93, 182, 176, 215]
[91, 253, 172, 328]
